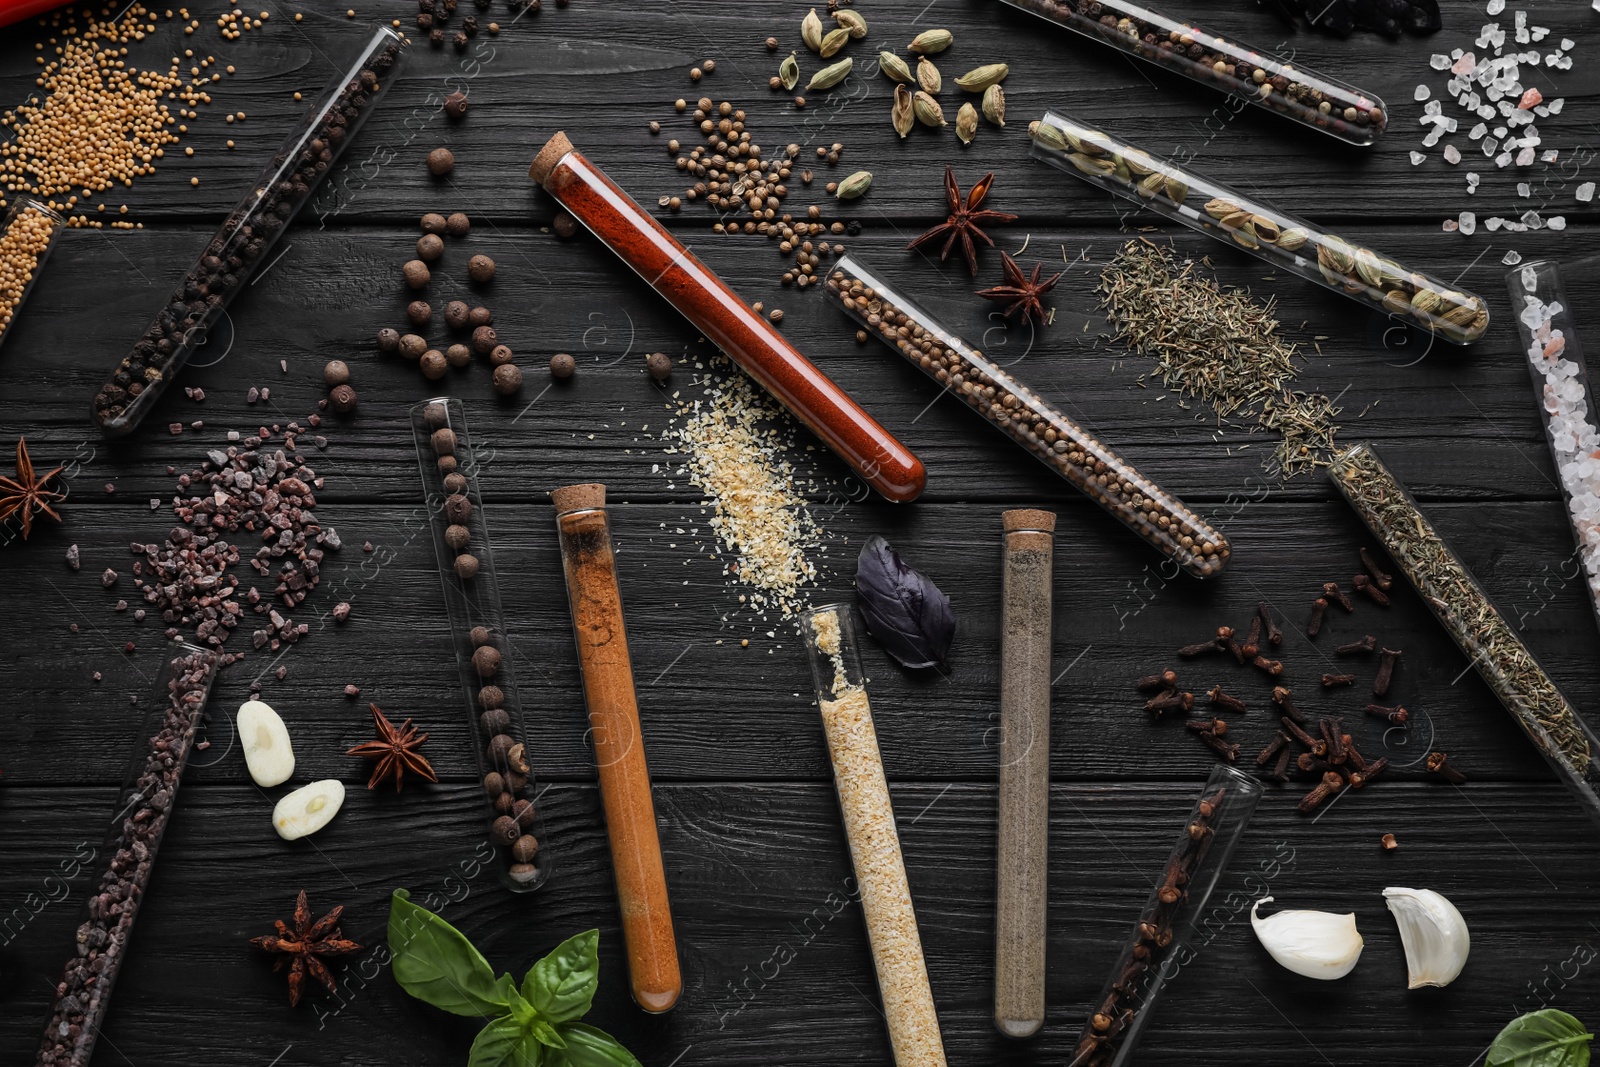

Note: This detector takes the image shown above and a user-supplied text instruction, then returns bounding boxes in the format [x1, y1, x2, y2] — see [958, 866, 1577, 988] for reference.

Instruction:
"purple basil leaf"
[854, 535, 955, 670]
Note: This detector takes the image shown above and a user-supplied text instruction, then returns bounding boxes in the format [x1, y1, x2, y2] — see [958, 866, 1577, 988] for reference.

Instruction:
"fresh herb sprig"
[1488, 1009, 1595, 1067]
[387, 889, 642, 1067]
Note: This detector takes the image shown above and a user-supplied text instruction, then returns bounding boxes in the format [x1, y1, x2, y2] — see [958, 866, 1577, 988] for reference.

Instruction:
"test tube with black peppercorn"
[34, 643, 219, 1067]
[410, 398, 549, 891]
[91, 26, 407, 435]
[826, 254, 1230, 577]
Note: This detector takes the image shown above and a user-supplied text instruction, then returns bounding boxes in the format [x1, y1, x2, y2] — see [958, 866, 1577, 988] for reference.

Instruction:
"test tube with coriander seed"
[994, 509, 1056, 1038]
[552, 482, 681, 1013]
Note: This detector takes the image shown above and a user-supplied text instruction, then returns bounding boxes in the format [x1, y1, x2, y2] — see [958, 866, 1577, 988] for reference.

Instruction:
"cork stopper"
[1002, 508, 1056, 533]
[528, 131, 575, 187]
[550, 482, 606, 513]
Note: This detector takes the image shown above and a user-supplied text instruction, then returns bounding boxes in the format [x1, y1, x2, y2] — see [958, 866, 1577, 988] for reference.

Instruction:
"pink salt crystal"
[1545, 337, 1567, 357]
[1519, 87, 1544, 109]
[1443, 219, 1460, 231]
[1452, 52, 1476, 75]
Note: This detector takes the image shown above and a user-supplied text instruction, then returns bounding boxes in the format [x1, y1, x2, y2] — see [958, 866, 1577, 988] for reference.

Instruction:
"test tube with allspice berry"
[551, 483, 681, 1013]
[994, 509, 1055, 1039]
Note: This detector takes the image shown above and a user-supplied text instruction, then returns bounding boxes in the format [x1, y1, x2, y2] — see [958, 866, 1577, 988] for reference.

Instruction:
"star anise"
[249, 890, 362, 1007]
[346, 703, 437, 792]
[906, 167, 1018, 277]
[976, 252, 1063, 327]
[0, 437, 64, 540]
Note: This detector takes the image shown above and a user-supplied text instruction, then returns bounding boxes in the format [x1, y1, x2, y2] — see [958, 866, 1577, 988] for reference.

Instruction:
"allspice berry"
[446, 212, 471, 237]
[407, 300, 433, 326]
[482, 770, 506, 796]
[445, 523, 471, 550]
[488, 734, 517, 761]
[444, 300, 470, 329]
[431, 428, 457, 455]
[478, 685, 505, 709]
[444, 492, 472, 522]
[399, 333, 428, 361]
[416, 233, 444, 261]
[423, 402, 449, 429]
[471, 325, 497, 354]
[492, 363, 523, 395]
[471, 625, 493, 646]
[444, 473, 468, 494]
[552, 211, 577, 238]
[420, 212, 447, 234]
[481, 708, 511, 735]
[437, 455, 458, 474]
[511, 835, 540, 864]
[550, 352, 575, 379]
[511, 798, 536, 828]
[426, 147, 454, 175]
[376, 328, 400, 353]
[420, 349, 448, 379]
[489, 344, 514, 366]
[329, 384, 358, 413]
[646, 351, 672, 380]
[473, 644, 502, 677]
[491, 815, 519, 844]
[402, 259, 430, 289]
[443, 90, 469, 119]
[455, 553, 480, 579]
[467, 305, 492, 327]
[323, 360, 351, 387]
[467, 254, 496, 283]
[446, 343, 471, 367]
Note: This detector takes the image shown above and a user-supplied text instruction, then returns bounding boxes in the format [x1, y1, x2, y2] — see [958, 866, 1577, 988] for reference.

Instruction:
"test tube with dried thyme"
[802, 604, 948, 1067]
[826, 254, 1229, 577]
[994, 509, 1055, 1038]
[0, 199, 64, 353]
[1329, 443, 1600, 826]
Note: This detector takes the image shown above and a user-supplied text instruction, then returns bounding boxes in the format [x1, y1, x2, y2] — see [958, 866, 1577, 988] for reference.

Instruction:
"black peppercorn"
[407, 300, 433, 326]
[452, 30, 468, 50]
[329, 384, 358, 413]
[492, 363, 522, 395]
[471, 325, 497, 354]
[417, 233, 444, 261]
[427, 147, 454, 175]
[446, 212, 471, 238]
[467, 254, 496, 283]
[550, 352, 575, 379]
[444, 300, 470, 329]
[376, 327, 401, 352]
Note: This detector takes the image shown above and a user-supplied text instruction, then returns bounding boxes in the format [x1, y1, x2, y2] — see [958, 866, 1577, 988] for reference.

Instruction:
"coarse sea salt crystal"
[1517, 146, 1537, 166]
[1415, 85, 1432, 102]
[1522, 209, 1543, 228]
[1410, 150, 1426, 165]
[1550, 99, 1565, 114]
[1444, 219, 1460, 232]
[1550, 217, 1568, 231]
[1486, 217, 1505, 230]
[1578, 182, 1596, 203]
[1504, 250, 1523, 265]
[1432, 53, 1452, 69]
[1444, 144, 1462, 164]
[1453, 52, 1477, 75]
[1423, 128, 1444, 147]
[1542, 150, 1559, 163]
[1563, 39, 1576, 51]
[1470, 122, 1488, 139]
[1486, 0, 1504, 13]
[1518, 183, 1531, 197]
[1497, 152, 1515, 167]
[1459, 211, 1477, 235]
[1467, 171, 1481, 185]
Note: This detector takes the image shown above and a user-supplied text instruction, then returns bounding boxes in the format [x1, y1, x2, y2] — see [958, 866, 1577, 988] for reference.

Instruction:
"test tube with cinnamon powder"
[529, 131, 925, 504]
[552, 482, 681, 1013]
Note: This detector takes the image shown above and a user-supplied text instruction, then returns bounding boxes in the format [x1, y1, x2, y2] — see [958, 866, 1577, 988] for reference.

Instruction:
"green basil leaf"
[388, 889, 509, 1017]
[548, 1023, 644, 1067]
[1489, 1009, 1595, 1067]
[520, 929, 600, 1024]
[469, 1016, 544, 1067]
[530, 1019, 567, 1049]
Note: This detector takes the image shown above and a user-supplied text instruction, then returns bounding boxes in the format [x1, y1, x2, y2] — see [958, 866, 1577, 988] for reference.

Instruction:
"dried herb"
[249, 890, 362, 1007]
[854, 535, 955, 670]
[905, 167, 1017, 277]
[346, 703, 438, 791]
[1486, 1008, 1593, 1067]
[0, 436, 64, 539]
[977, 251, 1062, 326]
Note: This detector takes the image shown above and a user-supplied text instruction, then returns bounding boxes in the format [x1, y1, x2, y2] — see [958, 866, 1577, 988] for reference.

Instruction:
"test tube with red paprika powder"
[551, 482, 681, 1013]
[529, 131, 925, 504]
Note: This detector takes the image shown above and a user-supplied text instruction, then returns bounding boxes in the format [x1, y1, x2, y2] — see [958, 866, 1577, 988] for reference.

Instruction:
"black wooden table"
[3, 1, 1599, 1063]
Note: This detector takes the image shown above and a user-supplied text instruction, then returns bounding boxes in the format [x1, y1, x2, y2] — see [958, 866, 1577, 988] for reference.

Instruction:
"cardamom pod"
[819, 27, 850, 58]
[912, 90, 946, 127]
[1218, 209, 1252, 231]
[1136, 171, 1165, 199]
[1276, 226, 1309, 252]
[1381, 290, 1412, 315]
[1441, 295, 1481, 327]
[917, 56, 941, 94]
[1410, 288, 1442, 315]
[908, 28, 953, 54]
[953, 62, 1009, 92]
[1353, 248, 1384, 289]
[1067, 152, 1116, 177]
[807, 56, 853, 91]
[802, 7, 823, 52]
[1204, 198, 1242, 221]
[1320, 263, 1345, 287]
[836, 170, 873, 199]
[878, 51, 914, 84]
[892, 83, 914, 138]
[1163, 176, 1189, 204]
[1030, 120, 1068, 152]
[1120, 148, 1156, 177]
[1064, 131, 1107, 157]
[1231, 226, 1261, 250]
[1249, 214, 1282, 243]
[834, 9, 868, 38]
[1317, 237, 1355, 275]
[981, 83, 1005, 126]
[956, 101, 978, 144]
[779, 51, 800, 92]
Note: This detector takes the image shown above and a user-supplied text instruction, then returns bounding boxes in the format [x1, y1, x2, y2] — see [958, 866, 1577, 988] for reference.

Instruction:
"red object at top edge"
[0, 0, 73, 30]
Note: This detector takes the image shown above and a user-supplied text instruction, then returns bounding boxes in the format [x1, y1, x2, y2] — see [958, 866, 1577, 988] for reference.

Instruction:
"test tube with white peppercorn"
[0, 199, 64, 354]
[91, 25, 406, 435]
[801, 604, 948, 1067]
[826, 254, 1230, 578]
[411, 398, 549, 892]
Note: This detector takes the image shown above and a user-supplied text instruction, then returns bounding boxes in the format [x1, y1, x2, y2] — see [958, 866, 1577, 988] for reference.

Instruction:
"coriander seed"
[766, 36, 779, 50]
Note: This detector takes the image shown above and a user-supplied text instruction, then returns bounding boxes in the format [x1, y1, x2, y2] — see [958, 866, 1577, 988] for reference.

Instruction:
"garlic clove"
[1383, 887, 1469, 988]
[237, 699, 295, 787]
[273, 779, 345, 841]
[1250, 896, 1364, 980]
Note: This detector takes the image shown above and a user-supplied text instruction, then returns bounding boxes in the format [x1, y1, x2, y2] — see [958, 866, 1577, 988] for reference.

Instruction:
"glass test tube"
[994, 509, 1055, 1038]
[1505, 260, 1600, 639]
[91, 26, 406, 435]
[802, 604, 947, 1067]
[1029, 110, 1490, 345]
[0, 199, 64, 353]
[35, 642, 219, 1067]
[1328, 443, 1600, 828]
[528, 131, 926, 504]
[412, 398, 549, 891]
[1000, 0, 1387, 146]
[1073, 765, 1262, 1067]
[552, 483, 681, 1012]
[825, 254, 1230, 578]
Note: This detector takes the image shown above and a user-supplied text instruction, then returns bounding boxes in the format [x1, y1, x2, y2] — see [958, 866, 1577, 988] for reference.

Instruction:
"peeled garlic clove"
[273, 780, 345, 841]
[237, 699, 295, 787]
[1251, 896, 1364, 980]
[1383, 887, 1469, 988]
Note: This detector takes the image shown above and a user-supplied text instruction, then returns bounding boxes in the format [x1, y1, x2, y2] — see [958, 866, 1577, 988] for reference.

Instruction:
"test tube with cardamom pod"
[1075, 765, 1262, 1067]
[1329, 443, 1600, 827]
[1000, 0, 1386, 146]
[1029, 111, 1490, 344]
[825, 254, 1230, 578]
[801, 604, 948, 1067]
[0, 199, 64, 354]
[994, 509, 1055, 1039]
[552, 483, 682, 1013]
[91, 25, 407, 435]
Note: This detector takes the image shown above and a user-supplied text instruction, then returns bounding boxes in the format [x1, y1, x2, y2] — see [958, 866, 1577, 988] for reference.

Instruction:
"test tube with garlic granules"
[801, 604, 947, 1067]
[994, 509, 1055, 1038]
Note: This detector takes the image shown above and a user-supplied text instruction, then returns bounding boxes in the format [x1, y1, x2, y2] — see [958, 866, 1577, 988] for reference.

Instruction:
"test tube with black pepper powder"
[994, 509, 1055, 1038]
[410, 397, 549, 891]
[92, 27, 407, 435]
[826, 254, 1230, 577]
